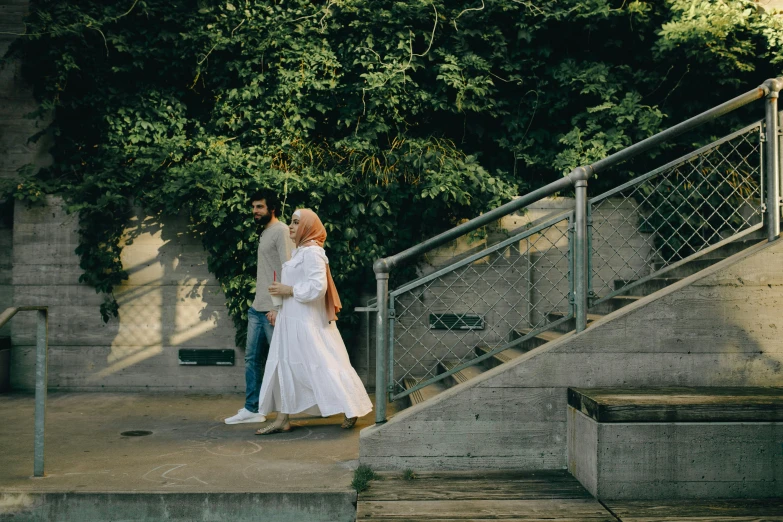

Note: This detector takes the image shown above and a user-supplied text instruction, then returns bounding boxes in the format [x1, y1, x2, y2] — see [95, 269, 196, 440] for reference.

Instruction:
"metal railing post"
[779, 106, 783, 222]
[33, 309, 48, 477]
[764, 79, 782, 241]
[373, 268, 389, 424]
[1, 306, 49, 477]
[574, 179, 589, 332]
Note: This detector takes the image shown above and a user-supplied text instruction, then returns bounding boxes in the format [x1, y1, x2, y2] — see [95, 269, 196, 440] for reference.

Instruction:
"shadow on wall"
[10, 197, 241, 392]
[87, 212, 218, 382]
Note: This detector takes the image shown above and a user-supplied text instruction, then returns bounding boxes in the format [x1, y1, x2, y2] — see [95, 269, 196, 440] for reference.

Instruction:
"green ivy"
[2, 0, 781, 346]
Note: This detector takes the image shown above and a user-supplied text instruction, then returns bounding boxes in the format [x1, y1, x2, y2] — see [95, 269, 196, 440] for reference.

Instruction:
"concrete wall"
[0, 4, 244, 392]
[0, 212, 11, 341]
[0, 0, 53, 340]
[9, 196, 244, 391]
[360, 237, 783, 471]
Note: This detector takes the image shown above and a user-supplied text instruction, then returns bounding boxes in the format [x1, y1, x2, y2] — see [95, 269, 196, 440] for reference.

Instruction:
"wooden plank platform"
[356, 470, 615, 521]
[604, 499, 783, 521]
[357, 470, 783, 521]
[568, 387, 783, 422]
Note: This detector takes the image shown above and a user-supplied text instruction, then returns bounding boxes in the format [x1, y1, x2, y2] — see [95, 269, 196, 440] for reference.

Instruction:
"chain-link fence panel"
[589, 122, 763, 303]
[389, 213, 573, 399]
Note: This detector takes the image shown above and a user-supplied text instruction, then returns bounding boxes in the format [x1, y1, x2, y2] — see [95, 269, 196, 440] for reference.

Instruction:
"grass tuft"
[352, 464, 379, 493]
[402, 469, 416, 481]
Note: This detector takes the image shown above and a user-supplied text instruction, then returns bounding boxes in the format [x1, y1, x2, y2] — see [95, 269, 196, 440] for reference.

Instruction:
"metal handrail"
[370, 76, 783, 424]
[0, 306, 49, 477]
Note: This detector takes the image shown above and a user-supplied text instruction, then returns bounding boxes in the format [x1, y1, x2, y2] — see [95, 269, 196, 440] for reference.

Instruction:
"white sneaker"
[224, 408, 267, 424]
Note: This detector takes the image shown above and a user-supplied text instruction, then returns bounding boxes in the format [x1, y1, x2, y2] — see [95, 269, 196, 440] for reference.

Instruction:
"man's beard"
[255, 214, 271, 226]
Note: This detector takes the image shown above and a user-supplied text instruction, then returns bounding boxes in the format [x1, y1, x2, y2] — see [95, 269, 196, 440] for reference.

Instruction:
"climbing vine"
[2, 0, 781, 345]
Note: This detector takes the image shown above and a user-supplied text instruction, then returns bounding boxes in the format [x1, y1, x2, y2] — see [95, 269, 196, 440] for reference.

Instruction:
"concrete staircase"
[400, 232, 766, 412]
[360, 234, 783, 472]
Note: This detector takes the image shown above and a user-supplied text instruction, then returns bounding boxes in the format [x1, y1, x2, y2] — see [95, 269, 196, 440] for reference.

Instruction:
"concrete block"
[567, 406, 783, 499]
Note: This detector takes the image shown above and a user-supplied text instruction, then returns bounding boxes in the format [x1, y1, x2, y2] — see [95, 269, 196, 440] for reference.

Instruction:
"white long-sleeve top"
[280, 245, 332, 325]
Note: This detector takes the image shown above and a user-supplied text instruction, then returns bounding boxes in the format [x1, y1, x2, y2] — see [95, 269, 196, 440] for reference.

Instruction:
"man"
[225, 189, 293, 424]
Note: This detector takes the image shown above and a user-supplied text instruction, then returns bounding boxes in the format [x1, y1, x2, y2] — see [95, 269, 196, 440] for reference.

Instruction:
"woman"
[255, 208, 373, 434]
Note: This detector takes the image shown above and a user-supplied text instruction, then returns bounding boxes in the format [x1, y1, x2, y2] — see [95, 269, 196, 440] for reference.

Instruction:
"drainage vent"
[178, 349, 235, 366]
[121, 430, 152, 437]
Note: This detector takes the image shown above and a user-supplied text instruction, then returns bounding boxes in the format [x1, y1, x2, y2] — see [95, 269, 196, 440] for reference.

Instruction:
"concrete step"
[614, 277, 680, 295]
[509, 328, 563, 351]
[649, 237, 767, 277]
[701, 238, 765, 260]
[439, 359, 487, 388]
[651, 258, 718, 278]
[589, 295, 640, 314]
[568, 387, 783, 500]
[545, 311, 603, 333]
[475, 344, 526, 370]
[404, 377, 447, 406]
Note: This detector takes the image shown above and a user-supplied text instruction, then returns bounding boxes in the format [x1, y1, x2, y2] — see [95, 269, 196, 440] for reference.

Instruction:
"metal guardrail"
[369, 77, 783, 424]
[0, 306, 49, 477]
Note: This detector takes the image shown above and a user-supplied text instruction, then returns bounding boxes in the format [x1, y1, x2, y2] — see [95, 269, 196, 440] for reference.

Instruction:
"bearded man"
[225, 190, 293, 424]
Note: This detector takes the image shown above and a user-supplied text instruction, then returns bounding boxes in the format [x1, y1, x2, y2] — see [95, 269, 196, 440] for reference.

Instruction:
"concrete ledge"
[568, 387, 783, 423]
[567, 405, 783, 500]
[0, 492, 357, 522]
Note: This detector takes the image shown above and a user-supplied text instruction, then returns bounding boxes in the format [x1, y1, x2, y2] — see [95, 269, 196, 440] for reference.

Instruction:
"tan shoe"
[341, 416, 358, 429]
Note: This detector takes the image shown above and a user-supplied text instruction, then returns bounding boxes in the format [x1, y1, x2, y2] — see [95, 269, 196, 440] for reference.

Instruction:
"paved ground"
[0, 392, 394, 521]
[0, 392, 385, 493]
[4, 392, 782, 521]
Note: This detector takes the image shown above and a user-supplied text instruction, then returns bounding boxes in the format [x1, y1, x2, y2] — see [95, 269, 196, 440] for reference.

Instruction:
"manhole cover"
[121, 430, 153, 437]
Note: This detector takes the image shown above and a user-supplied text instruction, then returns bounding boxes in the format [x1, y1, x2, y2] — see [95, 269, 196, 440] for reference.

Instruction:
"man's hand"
[266, 310, 278, 326]
[268, 282, 293, 297]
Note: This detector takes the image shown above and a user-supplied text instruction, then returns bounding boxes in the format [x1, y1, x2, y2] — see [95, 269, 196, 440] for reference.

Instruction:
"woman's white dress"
[258, 245, 373, 419]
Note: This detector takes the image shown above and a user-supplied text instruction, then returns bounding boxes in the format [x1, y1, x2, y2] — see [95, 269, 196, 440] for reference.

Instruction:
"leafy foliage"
[3, 0, 781, 345]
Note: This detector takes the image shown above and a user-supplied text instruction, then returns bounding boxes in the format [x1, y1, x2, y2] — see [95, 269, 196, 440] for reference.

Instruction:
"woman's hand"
[266, 310, 278, 326]
[268, 282, 293, 297]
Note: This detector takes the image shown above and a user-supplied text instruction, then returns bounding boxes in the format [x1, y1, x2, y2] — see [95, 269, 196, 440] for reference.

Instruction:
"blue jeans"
[244, 307, 274, 413]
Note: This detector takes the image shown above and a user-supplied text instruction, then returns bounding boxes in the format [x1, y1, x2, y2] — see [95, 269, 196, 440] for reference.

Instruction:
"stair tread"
[514, 328, 563, 343]
[548, 311, 603, 322]
[404, 377, 447, 405]
[476, 345, 525, 364]
[440, 360, 486, 384]
[616, 277, 681, 284]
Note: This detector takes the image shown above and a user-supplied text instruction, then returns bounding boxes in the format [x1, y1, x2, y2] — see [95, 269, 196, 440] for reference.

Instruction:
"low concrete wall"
[568, 406, 783, 499]
[360, 238, 783, 470]
[0, 492, 358, 522]
[9, 196, 243, 391]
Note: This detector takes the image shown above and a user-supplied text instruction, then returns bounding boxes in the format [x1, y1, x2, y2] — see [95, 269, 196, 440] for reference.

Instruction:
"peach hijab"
[292, 209, 342, 322]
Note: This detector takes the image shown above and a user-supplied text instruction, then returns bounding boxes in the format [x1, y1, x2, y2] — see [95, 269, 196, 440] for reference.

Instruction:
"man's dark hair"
[249, 189, 281, 217]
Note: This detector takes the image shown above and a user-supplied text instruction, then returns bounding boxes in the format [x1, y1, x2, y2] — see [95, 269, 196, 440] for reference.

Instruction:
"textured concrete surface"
[9, 199, 245, 393]
[361, 238, 783, 471]
[0, 392, 390, 520]
[568, 406, 783, 499]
